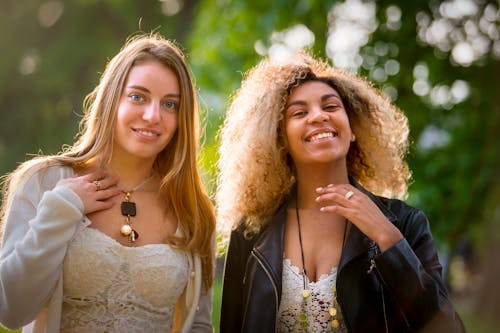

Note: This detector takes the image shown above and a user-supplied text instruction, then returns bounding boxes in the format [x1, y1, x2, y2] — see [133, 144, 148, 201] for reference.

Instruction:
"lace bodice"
[278, 258, 346, 333]
[61, 227, 188, 333]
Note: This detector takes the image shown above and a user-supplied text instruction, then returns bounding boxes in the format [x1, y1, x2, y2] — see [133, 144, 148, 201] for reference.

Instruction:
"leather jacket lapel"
[339, 179, 398, 270]
[339, 224, 372, 270]
[252, 204, 287, 301]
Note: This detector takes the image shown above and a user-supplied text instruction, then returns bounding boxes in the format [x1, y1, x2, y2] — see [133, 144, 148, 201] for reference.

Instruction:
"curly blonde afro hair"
[216, 51, 411, 237]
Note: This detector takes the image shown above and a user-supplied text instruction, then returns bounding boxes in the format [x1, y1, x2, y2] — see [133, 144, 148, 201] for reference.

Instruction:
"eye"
[129, 93, 144, 102]
[162, 100, 179, 111]
[294, 110, 307, 117]
[324, 104, 340, 111]
[287, 108, 307, 118]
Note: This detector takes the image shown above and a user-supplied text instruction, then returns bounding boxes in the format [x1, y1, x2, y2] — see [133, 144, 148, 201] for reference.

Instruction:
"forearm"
[374, 238, 464, 332]
[190, 288, 214, 333]
[0, 185, 84, 329]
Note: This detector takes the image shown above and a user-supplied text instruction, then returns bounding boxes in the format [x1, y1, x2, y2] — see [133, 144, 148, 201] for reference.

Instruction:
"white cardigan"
[0, 165, 213, 333]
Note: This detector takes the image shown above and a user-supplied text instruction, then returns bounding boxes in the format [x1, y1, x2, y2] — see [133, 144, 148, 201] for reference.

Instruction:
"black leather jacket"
[220, 182, 465, 333]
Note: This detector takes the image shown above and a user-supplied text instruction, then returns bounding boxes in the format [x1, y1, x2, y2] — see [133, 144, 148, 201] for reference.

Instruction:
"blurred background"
[0, 0, 498, 332]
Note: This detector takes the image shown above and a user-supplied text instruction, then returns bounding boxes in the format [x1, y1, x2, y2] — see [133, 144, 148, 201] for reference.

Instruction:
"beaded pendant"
[298, 279, 345, 332]
[299, 287, 310, 330]
[120, 191, 139, 242]
[330, 284, 341, 330]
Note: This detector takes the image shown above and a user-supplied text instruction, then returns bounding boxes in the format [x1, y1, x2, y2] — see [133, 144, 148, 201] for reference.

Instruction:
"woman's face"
[284, 80, 353, 168]
[114, 59, 179, 163]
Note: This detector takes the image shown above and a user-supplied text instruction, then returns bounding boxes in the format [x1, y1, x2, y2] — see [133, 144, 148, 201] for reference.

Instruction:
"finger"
[316, 184, 335, 194]
[316, 187, 352, 202]
[86, 199, 117, 214]
[344, 190, 355, 200]
[319, 204, 353, 221]
[94, 175, 120, 191]
[315, 191, 344, 204]
[95, 187, 122, 201]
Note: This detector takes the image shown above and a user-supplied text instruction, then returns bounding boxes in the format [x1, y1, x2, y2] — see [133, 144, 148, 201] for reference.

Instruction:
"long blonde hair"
[216, 51, 410, 237]
[1, 33, 215, 288]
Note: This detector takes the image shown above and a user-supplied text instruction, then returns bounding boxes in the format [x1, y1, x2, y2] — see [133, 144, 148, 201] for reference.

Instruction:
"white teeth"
[309, 132, 335, 142]
[136, 130, 158, 137]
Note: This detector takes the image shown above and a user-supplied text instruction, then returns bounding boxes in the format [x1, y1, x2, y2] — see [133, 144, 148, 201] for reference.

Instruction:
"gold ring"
[93, 180, 101, 191]
[345, 191, 354, 200]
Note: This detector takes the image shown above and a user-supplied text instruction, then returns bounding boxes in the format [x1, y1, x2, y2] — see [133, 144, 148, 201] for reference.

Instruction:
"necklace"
[119, 174, 154, 243]
[295, 187, 347, 332]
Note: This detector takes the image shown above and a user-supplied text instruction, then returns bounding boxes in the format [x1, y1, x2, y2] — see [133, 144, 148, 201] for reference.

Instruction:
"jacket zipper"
[251, 249, 279, 333]
[367, 259, 411, 332]
[367, 259, 389, 333]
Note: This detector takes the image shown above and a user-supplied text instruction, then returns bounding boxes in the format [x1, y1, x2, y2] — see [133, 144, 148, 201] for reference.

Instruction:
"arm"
[219, 229, 249, 333]
[189, 287, 213, 333]
[190, 230, 218, 333]
[0, 170, 85, 329]
[372, 206, 465, 332]
[316, 184, 464, 331]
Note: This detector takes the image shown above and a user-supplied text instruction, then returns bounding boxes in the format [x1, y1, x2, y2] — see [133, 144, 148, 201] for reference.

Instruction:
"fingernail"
[316, 187, 323, 192]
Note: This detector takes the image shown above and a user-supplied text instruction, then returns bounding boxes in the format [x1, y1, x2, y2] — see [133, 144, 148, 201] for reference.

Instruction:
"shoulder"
[376, 196, 432, 240]
[378, 197, 424, 219]
[353, 179, 425, 226]
[19, 163, 74, 193]
[226, 221, 261, 258]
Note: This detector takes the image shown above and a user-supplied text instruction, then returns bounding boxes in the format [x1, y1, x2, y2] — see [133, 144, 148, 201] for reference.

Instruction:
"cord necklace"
[295, 186, 347, 331]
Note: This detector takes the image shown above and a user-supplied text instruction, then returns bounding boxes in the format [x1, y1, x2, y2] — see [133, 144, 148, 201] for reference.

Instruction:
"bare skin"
[283, 81, 402, 282]
[57, 59, 181, 247]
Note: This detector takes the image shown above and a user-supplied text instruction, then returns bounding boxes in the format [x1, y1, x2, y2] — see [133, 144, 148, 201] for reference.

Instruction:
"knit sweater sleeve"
[0, 166, 84, 330]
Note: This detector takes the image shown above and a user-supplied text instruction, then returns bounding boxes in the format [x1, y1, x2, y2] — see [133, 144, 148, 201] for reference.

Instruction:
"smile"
[306, 131, 337, 142]
[133, 129, 160, 137]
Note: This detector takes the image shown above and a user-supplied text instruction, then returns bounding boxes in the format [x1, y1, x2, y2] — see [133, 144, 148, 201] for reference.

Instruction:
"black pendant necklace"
[295, 185, 347, 331]
[119, 174, 154, 243]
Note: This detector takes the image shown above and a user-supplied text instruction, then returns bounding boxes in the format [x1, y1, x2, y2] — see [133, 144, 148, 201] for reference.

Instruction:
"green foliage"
[0, 0, 194, 174]
[188, 0, 500, 249]
[0, 1, 498, 331]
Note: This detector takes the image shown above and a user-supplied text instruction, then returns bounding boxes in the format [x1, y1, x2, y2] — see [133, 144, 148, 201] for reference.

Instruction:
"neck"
[294, 162, 349, 209]
[102, 157, 155, 192]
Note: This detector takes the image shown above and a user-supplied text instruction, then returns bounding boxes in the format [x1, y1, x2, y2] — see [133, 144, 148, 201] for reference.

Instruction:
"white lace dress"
[60, 227, 188, 333]
[277, 259, 346, 333]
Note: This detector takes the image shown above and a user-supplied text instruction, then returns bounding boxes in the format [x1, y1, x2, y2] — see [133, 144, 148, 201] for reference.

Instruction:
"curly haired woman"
[217, 51, 464, 333]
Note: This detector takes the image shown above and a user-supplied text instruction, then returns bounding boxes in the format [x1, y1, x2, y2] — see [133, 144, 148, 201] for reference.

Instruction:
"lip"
[132, 127, 161, 140]
[305, 128, 338, 142]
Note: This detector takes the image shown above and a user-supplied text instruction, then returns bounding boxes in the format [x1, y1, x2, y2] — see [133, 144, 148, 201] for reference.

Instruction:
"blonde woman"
[0, 33, 215, 332]
[217, 52, 464, 332]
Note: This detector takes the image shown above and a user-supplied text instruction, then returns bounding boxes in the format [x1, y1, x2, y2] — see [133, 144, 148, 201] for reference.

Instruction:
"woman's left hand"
[316, 184, 403, 251]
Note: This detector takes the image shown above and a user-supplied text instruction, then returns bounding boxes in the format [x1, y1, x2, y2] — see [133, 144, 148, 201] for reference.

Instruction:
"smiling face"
[284, 80, 353, 168]
[113, 59, 180, 163]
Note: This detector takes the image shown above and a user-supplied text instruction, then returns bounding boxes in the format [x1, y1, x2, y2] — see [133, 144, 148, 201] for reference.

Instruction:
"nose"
[307, 106, 328, 124]
[142, 102, 161, 124]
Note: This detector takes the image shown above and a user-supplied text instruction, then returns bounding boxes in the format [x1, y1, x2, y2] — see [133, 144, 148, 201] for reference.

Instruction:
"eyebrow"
[126, 85, 180, 99]
[285, 93, 342, 111]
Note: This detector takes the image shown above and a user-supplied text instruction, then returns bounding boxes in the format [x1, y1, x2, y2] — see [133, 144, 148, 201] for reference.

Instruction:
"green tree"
[0, 0, 197, 174]
[188, 0, 499, 249]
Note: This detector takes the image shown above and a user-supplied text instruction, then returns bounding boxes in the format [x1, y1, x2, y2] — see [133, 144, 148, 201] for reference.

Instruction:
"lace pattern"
[278, 259, 346, 333]
[61, 227, 188, 333]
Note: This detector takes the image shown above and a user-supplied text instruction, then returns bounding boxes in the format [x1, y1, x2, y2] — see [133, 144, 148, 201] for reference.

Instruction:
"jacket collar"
[252, 203, 287, 298]
[339, 179, 398, 269]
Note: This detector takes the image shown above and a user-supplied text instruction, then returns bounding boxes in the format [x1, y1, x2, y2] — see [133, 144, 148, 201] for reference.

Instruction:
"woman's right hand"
[56, 170, 122, 214]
